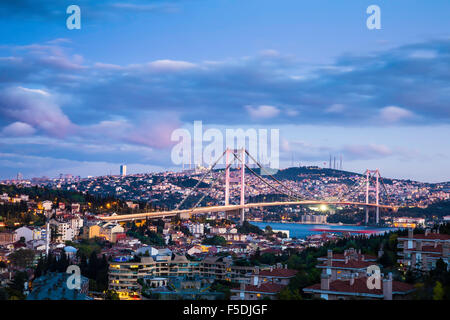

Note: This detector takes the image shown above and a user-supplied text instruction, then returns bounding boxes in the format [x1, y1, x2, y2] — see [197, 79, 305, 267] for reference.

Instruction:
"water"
[251, 221, 396, 239]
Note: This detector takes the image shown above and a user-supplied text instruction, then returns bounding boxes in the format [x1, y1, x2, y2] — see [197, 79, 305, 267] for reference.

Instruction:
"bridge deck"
[99, 201, 396, 222]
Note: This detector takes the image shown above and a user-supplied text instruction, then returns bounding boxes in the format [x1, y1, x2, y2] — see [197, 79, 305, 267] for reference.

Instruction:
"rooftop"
[304, 277, 415, 297]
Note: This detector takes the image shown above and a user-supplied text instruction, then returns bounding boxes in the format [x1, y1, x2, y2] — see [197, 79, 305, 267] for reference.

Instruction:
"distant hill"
[174, 178, 210, 189]
[273, 166, 360, 179]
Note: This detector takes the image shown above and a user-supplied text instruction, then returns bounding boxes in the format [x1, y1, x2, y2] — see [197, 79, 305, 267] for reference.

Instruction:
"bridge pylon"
[224, 148, 246, 225]
[364, 169, 381, 224]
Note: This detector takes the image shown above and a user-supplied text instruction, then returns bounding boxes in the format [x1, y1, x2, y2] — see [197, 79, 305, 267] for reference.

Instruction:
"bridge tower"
[365, 170, 370, 224]
[240, 148, 245, 225]
[364, 169, 381, 224]
[225, 148, 231, 206]
[224, 148, 246, 225]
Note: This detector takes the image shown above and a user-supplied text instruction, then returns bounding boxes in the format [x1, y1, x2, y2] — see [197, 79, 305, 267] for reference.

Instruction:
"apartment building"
[0, 230, 16, 245]
[256, 265, 298, 285]
[88, 222, 125, 243]
[397, 228, 450, 271]
[109, 253, 201, 298]
[49, 219, 75, 242]
[230, 266, 297, 300]
[316, 248, 379, 280]
[108, 253, 262, 299]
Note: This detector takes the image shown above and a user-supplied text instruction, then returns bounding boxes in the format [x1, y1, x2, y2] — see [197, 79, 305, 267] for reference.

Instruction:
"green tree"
[8, 249, 35, 269]
[105, 290, 120, 300]
[433, 281, 445, 300]
[202, 235, 227, 246]
[265, 225, 273, 234]
[277, 286, 302, 300]
[7, 271, 28, 299]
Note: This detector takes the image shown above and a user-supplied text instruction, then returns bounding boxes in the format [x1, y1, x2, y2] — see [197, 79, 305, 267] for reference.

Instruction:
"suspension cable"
[175, 149, 227, 210]
[188, 161, 234, 212]
[231, 152, 300, 201]
[244, 150, 303, 200]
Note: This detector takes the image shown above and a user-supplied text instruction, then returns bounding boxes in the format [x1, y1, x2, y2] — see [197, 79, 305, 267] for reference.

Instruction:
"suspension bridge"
[99, 148, 396, 225]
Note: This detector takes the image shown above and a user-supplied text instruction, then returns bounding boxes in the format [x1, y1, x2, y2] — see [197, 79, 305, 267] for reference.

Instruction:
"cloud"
[2, 38, 450, 128]
[0, 38, 449, 179]
[2, 122, 36, 136]
[109, 2, 179, 13]
[0, 152, 167, 179]
[0, 86, 75, 137]
[245, 105, 280, 119]
[126, 114, 182, 149]
[145, 59, 197, 72]
[325, 104, 345, 114]
[379, 106, 414, 123]
[409, 50, 437, 59]
[259, 49, 280, 57]
[0, 0, 181, 20]
[342, 144, 393, 160]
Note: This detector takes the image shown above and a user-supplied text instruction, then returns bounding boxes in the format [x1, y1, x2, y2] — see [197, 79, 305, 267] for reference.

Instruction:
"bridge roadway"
[98, 201, 396, 222]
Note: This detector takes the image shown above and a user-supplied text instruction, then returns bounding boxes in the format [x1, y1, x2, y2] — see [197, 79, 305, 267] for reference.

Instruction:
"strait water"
[251, 221, 396, 239]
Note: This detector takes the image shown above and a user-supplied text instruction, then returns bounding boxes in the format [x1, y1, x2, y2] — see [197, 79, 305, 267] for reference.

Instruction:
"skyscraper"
[120, 165, 127, 176]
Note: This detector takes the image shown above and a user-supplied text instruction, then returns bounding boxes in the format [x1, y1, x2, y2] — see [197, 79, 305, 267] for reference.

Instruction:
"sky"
[0, 0, 449, 182]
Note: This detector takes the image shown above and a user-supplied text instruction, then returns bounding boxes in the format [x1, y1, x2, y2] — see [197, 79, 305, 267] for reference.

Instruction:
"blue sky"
[0, 0, 449, 182]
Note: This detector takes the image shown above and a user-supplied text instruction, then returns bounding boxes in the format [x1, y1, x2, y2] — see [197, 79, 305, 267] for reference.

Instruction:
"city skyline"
[1, 1, 450, 182]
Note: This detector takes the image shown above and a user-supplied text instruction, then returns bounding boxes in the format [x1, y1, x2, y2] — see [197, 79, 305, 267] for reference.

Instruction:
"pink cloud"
[127, 118, 181, 149]
[0, 86, 76, 138]
[379, 106, 414, 123]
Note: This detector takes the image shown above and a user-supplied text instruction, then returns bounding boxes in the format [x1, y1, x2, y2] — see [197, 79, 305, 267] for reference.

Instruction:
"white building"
[15, 226, 35, 242]
[70, 215, 84, 235]
[393, 217, 426, 228]
[15, 226, 46, 242]
[49, 220, 75, 242]
[188, 223, 204, 236]
[71, 203, 81, 214]
[210, 227, 227, 234]
[42, 200, 53, 211]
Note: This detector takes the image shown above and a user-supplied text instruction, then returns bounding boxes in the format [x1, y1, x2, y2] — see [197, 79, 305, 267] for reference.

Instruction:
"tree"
[433, 281, 445, 300]
[202, 235, 227, 246]
[105, 290, 120, 300]
[265, 225, 273, 234]
[379, 251, 396, 268]
[0, 288, 8, 300]
[287, 255, 303, 270]
[8, 249, 35, 269]
[277, 286, 302, 300]
[7, 271, 28, 299]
